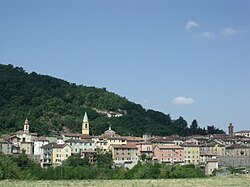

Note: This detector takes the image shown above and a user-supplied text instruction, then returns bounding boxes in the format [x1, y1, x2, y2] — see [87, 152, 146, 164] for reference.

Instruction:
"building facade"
[154, 144, 184, 164]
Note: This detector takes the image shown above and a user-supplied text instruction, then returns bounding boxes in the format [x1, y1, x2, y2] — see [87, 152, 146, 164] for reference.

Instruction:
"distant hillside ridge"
[0, 64, 224, 136]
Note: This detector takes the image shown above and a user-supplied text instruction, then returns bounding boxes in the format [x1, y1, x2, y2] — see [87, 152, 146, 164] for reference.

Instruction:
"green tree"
[190, 119, 198, 134]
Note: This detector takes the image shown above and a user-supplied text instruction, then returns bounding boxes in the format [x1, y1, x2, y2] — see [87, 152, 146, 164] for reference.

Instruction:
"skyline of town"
[0, 112, 250, 176]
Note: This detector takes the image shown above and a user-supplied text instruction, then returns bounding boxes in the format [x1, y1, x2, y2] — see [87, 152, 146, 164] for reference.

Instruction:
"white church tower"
[82, 112, 89, 135]
[24, 118, 29, 133]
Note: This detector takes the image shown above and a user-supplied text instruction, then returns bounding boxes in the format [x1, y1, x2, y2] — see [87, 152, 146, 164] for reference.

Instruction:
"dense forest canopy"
[0, 64, 224, 136]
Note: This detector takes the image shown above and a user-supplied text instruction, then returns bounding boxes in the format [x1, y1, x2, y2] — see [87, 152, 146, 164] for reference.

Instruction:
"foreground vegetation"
[1, 176, 250, 187]
[0, 153, 204, 180]
[0, 64, 224, 136]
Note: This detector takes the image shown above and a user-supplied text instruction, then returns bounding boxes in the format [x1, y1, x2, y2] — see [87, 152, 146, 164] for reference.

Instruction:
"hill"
[0, 64, 224, 136]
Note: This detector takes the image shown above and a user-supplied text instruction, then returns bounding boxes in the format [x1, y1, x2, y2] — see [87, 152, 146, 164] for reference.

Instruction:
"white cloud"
[172, 97, 195, 105]
[201, 27, 244, 38]
[186, 20, 199, 30]
[220, 27, 242, 36]
[201, 31, 214, 38]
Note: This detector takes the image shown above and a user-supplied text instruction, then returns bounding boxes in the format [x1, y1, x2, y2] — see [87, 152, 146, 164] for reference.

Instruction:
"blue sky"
[0, 0, 250, 132]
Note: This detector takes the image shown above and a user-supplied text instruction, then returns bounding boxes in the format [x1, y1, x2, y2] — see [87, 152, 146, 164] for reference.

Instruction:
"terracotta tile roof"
[156, 144, 183, 149]
[65, 138, 92, 143]
[107, 137, 127, 140]
[235, 130, 250, 133]
[200, 152, 217, 156]
[110, 144, 138, 149]
[226, 144, 249, 149]
[181, 142, 199, 147]
[34, 137, 49, 142]
[199, 142, 225, 147]
[41, 143, 69, 149]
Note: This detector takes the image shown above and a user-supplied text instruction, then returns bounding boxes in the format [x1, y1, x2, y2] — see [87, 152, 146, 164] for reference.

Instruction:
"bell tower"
[82, 112, 89, 135]
[228, 123, 234, 136]
[24, 118, 29, 133]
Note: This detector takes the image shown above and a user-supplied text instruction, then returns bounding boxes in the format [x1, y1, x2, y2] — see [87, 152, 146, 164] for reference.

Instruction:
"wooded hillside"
[0, 64, 224, 136]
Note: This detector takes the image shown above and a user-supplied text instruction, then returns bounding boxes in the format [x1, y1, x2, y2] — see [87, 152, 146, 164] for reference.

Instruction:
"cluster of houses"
[1, 113, 250, 175]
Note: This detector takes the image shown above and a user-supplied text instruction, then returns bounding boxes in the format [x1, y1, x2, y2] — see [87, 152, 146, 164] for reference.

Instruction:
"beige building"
[0, 139, 12, 154]
[225, 144, 250, 157]
[205, 158, 218, 175]
[199, 152, 217, 167]
[199, 142, 226, 156]
[12, 119, 38, 143]
[20, 142, 33, 155]
[107, 137, 127, 150]
[110, 144, 139, 169]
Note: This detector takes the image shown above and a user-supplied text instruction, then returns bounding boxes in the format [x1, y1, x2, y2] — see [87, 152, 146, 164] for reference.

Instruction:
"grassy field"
[1, 176, 250, 187]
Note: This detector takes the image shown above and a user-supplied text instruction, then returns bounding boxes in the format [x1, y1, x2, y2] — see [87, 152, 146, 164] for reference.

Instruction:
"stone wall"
[218, 156, 250, 167]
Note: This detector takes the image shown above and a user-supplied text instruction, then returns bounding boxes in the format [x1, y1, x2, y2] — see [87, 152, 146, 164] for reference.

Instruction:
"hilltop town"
[0, 112, 249, 176]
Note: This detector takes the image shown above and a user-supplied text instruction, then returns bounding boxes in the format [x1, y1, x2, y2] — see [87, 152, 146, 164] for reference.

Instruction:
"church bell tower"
[82, 112, 89, 135]
[24, 118, 29, 133]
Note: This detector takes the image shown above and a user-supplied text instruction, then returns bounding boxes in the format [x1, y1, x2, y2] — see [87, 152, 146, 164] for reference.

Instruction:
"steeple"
[82, 112, 89, 135]
[24, 118, 29, 133]
[83, 112, 88, 123]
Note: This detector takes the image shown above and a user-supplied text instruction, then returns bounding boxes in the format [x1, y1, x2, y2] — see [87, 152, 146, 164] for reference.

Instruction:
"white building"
[34, 137, 49, 158]
[235, 130, 250, 138]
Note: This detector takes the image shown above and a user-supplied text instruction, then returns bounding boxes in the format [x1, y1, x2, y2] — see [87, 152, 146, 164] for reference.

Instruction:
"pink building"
[136, 142, 153, 158]
[154, 144, 184, 163]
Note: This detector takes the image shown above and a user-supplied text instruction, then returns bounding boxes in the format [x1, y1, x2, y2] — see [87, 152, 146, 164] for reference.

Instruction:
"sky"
[0, 0, 250, 132]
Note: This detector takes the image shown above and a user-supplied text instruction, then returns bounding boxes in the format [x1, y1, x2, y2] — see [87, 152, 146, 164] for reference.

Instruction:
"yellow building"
[42, 143, 71, 167]
[182, 142, 200, 165]
[199, 142, 225, 156]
